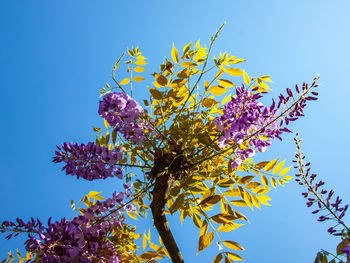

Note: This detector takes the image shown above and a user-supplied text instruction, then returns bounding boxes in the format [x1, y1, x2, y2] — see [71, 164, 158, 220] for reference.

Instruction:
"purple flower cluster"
[294, 136, 349, 236]
[1, 186, 135, 262]
[53, 142, 123, 181]
[98, 92, 151, 145]
[214, 77, 319, 169]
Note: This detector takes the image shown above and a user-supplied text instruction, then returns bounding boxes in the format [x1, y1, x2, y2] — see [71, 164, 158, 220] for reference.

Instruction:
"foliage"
[1, 25, 320, 262]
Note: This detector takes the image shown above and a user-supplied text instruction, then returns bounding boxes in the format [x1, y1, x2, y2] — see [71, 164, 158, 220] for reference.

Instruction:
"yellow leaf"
[230, 200, 247, 207]
[120, 78, 130, 85]
[136, 55, 146, 60]
[171, 43, 179, 64]
[264, 158, 279, 172]
[224, 189, 240, 197]
[243, 71, 250, 85]
[200, 220, 208, 237]
[198, 231, 214, 252]
[134, 66, 146, 73]
[217, 222, 243, 232]
[215, 69, 224, 79]
[279, 167, 291, 176]
[135, 60, 148, 66]
[202, 98, 218, 108]
[222, 240, 244, 251]
[204, 81, 210, 90]
[134, 76, 145, 82]
[256, 195, 271, 206]
[273, 160, 285, 174]
[181, 62, 197, 68]
[200, 195, 221, 206]
[217, 79, 235, 88]
[261, 175, 269, 186]
[183, 42, 192, 54]
[155, 74, 168, 86]
[243, 191, 253, 210]
[226, 252, 244, 261]
[127, 211, 138, 220]
[271, 177, 277, 188]
[103, 118, 109, 128]
[225, 68, 243, 76]
[192, 211, 202, 228]
[283, 175, 293, 180]
[209, 85, 228, 96]
[88, 191, 105, 200]
[143, 234, 147, 250]
[213, 253, 223, 263]
[149, 88, 163, 100]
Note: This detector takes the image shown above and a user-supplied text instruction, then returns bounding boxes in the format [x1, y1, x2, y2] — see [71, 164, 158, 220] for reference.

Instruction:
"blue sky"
[1, 0, 350, 262]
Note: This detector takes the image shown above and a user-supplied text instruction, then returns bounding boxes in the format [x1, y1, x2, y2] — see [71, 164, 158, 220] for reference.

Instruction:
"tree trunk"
[150, 173, 184, 263]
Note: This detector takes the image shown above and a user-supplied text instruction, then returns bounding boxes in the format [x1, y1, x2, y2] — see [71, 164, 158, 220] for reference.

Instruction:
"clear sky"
[1, 1, 350, 262]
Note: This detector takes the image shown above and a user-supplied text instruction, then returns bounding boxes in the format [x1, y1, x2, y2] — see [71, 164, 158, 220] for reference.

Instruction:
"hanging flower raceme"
[98, 92, 153, 145]
[1, 186, 134, 263]
[53, 142, 123, 181]
[294, 136, 349, 237]
[214, 79, 319, 169]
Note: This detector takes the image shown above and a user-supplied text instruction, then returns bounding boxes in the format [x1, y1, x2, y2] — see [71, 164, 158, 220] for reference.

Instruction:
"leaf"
[93, 126, 101, 132]
[134, 76, 145, 82]
[135, 60, 148, 66]
[243, 71, 250, 85]
[238, 176, 255, 184]
[200, 195, 221, 206]
[217, 222, 243, 232]
[271, 177, 277, 188]
[143, 234, 147, 250]
[181, 62, 197, 68]
[149, 88, 163, 100]
[272, 160, 285, 174]
[192, 211, 202, 228]
[169, 194, 184, 214]
[255, 161, 268, 170]
[217, 79, 235, 88]
[210, 214, 235, 224]
[224, 189, 240, 197]
[202, 98, 218, 108]
[183, 42, 192, 54]
[104, 118, 109, 129]
[223, 241, 244, 251]
[213, 253, 223, 263]
[200, 220, 209, 237]
[245, 182, 260, 189]
[120, 78, 130, 85]
[155, 74, 168, 86]
[134, 66, 146, 73]
[225, 68, 243, 76]
[226, 252, 244, 261]
[198, 231, 214, 252]
[256, 195, 271, 206]
[337, 238, 349, 255]
[264, 158, 279, 172]
[261, 175, 269, 186]
[88, 191, 105, 201]
[279, 167, 290, 176]
[230, 200, 247, 207]
[209, 85, 228, 96]
[171, 43, 179, 64]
